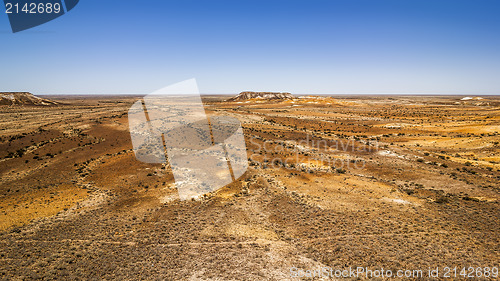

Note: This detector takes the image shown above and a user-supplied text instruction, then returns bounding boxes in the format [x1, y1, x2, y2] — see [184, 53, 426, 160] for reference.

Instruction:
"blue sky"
[1, 0, 499, 95]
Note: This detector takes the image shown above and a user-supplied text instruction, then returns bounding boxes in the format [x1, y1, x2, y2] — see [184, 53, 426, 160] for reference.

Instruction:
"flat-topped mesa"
[0, 92, 59, 106]
[227, 91, 294, 101]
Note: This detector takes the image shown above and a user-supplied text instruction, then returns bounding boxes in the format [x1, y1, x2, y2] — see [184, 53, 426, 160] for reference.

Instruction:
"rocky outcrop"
[227, 91, 294, 101]
[0, 92, 59, 106]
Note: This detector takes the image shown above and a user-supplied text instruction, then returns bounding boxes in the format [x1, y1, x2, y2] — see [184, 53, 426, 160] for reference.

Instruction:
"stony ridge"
[227, 91, 294, 101]
[0, 92, 59, 106]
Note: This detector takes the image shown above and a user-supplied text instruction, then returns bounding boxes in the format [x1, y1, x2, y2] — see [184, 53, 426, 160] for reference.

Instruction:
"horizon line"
[32, 92, 500, 96]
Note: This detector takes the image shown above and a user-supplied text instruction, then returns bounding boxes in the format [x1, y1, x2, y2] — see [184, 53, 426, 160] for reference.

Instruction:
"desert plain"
[0, 93, 499, 280]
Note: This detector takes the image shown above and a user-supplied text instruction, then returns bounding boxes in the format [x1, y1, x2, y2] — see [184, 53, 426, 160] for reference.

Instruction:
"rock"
[226, 91, 294, 101]
[0, 92, 59, 106]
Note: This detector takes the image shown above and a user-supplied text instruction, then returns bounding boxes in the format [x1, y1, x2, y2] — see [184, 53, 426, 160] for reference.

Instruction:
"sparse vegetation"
[0, 95, 498, 280]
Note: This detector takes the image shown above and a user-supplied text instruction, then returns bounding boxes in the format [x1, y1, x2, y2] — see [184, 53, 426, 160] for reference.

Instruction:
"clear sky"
[1, 0, 499, 95]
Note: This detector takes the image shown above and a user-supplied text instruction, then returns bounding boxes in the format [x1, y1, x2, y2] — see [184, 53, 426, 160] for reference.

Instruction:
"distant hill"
[227, 91, 294, 101]
[0, 92, 59, 106]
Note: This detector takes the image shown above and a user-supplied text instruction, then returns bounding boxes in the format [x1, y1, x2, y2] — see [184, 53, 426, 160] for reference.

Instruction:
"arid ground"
[0, 95, 499, 280]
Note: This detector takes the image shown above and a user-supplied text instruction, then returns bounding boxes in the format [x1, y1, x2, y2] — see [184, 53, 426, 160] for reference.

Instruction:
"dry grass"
[0, 95, 498, 280]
